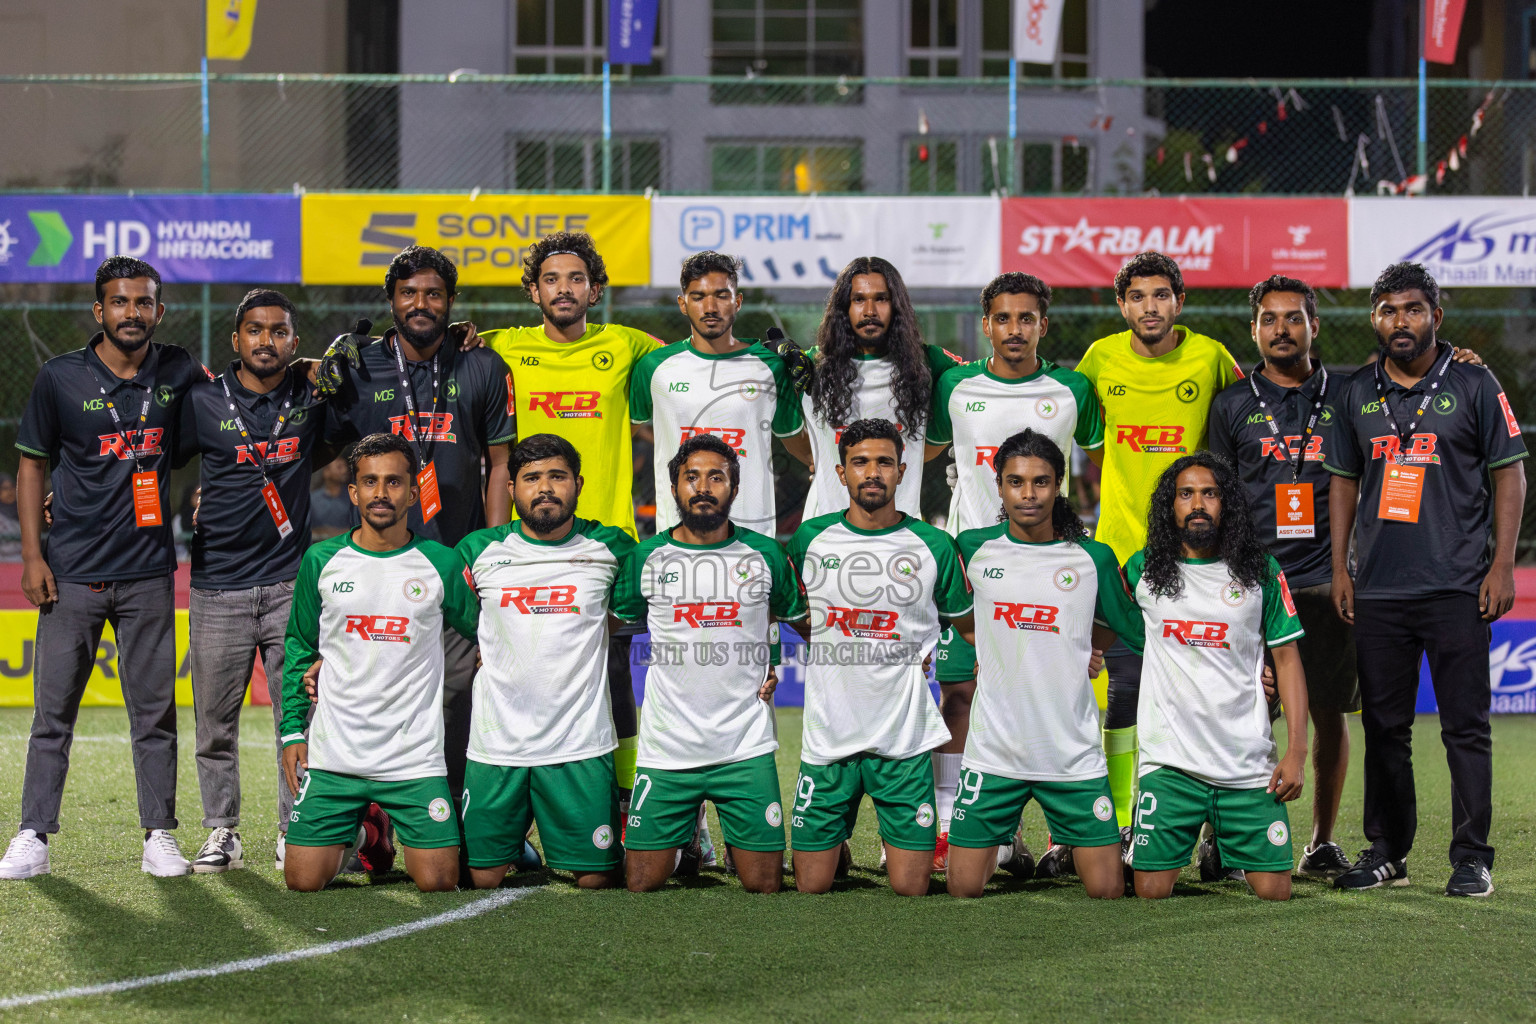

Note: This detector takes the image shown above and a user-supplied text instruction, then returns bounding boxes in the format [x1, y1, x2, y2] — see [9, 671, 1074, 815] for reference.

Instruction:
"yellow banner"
[206, 0, 258, 60]
[301, 194, 651, 286]
[0, 611, 254, 708]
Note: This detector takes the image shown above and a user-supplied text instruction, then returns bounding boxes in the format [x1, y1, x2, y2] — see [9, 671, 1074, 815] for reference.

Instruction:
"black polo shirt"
[176, 363, 346, 590]
[16, 335, 209, 583]
[1322, 342, 1528, 600]
[1208, 359, 1335, 589]
[332, 331, 516, 547]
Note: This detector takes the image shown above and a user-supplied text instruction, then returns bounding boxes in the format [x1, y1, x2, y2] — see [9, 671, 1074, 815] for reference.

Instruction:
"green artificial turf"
[0, 707, 1533, 1023]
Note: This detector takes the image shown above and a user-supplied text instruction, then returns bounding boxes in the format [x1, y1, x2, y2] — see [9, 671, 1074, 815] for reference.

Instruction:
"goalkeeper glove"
[316, 318, 372, 399]
[765, 326, 813, 395]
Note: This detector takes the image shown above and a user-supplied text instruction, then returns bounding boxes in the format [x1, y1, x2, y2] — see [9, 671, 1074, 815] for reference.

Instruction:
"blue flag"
[607, 0, 658, 65]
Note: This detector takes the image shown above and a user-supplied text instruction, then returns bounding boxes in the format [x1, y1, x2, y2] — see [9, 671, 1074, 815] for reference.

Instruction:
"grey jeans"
[189, 581, 296, 831]
[23, 575, 177, 834]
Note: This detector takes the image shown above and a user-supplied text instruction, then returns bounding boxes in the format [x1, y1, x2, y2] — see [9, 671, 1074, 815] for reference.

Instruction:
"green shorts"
[947, 768, 1120, 849]
[1132, 766, 1293, 873]
[935, 626, 976, 684]
[625, 753, 786, 853]
[791, 752, 937, 853]
[287, 768, 460, 850]
[461, 754, 622, 872]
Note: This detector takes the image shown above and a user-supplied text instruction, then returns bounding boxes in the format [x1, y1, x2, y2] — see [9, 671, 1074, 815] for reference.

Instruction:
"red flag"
[1423, 0, 1468, 65]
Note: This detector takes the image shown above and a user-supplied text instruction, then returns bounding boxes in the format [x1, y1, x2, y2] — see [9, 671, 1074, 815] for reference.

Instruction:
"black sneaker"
[998, 830, 1035, 879]
[1445, 857, 1493, 898]
[1333, 848, 1409, 890]
[1298, 841, 1352, 880]
[1197, 829, 1245, 883]
[1036, 843, 1076, 878]
[191, 827, 244, 874]
[674, 834, 702, 878]
[1120, 825, 1135, 884]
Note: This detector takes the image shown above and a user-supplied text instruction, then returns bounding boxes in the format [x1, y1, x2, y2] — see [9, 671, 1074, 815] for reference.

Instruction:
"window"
[981, 138, 1090, 194]
[711, 0, 862, 104]
[979, 0, 1089, 79]
[710, 140, 864, 193]
[906, 137, 959, 193]
[506, 137, 663, 190]
[908, 0, 961, 78]
[512, 0, 665, 75]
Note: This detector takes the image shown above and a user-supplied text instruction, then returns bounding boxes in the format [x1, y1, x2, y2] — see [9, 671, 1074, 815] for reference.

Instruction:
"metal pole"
[200, 26, 212, 365]
[602, 61, 613, 193]
[1417, 0, 1427, 179]
[1008, 60, 1019, 194]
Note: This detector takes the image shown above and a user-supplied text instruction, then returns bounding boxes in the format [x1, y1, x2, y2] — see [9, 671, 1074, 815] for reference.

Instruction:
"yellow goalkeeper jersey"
[1076, 326, 1243, 564]
[481, 322, 662, 539]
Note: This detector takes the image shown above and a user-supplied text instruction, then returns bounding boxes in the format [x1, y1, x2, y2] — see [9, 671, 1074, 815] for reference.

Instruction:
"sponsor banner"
[302, 194, 650, 286]
[1424, 0, 1469, 65]
[1349, 197, 1536, 288]
[1000, 197, 1348, 288]
[0, 194, 300, 283]
[608, 0, 659, 64]
[650, 196, 999, 289]
[1012, 0, 1066, 64]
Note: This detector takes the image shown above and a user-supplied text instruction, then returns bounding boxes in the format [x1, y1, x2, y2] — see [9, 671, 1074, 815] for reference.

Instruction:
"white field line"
[0, 886, 537, 1011]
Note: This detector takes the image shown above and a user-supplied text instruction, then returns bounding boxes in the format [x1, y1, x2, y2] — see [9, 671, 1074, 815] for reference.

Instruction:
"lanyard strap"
[219, 371, 295, 484]
[84, 361, 152, 476]
[1247, 366, 1328, 483]
[1374, 345, 1453, 464]
[390, 336, 441, 469]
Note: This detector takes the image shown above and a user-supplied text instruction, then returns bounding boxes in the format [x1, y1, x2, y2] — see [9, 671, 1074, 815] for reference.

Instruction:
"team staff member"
[329, 245, 516, 800]
[1075, 251, 1243, 838]
[1323, 262, 1527, 898]
[0, 257, 209, 881]
[176, 289, 346, 873]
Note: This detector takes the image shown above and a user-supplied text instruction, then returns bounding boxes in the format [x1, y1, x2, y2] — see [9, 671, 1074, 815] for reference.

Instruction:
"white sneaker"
[192, 827, 244, 873]
[0, 829, 49, 880]
[275, 833, 286, 871]
[141, 829, 191, 877]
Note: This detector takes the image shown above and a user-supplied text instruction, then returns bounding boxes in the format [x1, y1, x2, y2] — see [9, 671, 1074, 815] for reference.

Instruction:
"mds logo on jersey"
[236, 437, 302, 466]
[824, 605, 902, 640]
[976, 446, 998, 470]
[1259, 435, 1323, 463]
[98, 428, 165, 459]
[1369, 433, 1440, 464]
[528, 391, 602, 419]
[679, 426, 746, 456]
[387, 412, 457, 443]
[673, 600, 742, 628]
[993, 602, 1061, 633]
[344, 614, 413, 643]
[1116, 425, 1187, 454]
[1162, 619, 1230, 648]
[499, 585, 580, 614]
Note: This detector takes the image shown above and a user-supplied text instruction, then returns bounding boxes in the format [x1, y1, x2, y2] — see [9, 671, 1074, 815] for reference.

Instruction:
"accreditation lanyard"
[85, 360, 162, 527]
[1247, 366, 1328, 484]
[389, 337, 444, 523]
[220, 371, 297, 538]
[1373, 345, 1452, 465]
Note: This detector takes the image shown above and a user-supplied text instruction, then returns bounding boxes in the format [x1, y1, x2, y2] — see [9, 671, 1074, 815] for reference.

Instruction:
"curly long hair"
[1140, 451, 1272, 598]
[992, 429, 1087, 542]
[809, 257, 931, 434]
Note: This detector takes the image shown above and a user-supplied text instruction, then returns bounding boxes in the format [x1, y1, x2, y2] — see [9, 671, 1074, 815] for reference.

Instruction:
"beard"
[516, 495, 574, 534]
[1377, 328, 1434, 364]
[104, 319, 155, 352]
[677, 494, 730, 533]
[394, 309, 445, 349]
[853, 482, 890, 513]
[1266, 337, 1307, 371]
[692, 315, 733, 342]
[1177, 515, 1220, 551]
[540, 296, 586, 330]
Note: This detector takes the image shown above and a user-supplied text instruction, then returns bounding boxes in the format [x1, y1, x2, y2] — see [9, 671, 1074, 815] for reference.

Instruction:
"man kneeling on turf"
[1125, 452, 1308, 901]
[785, 418, 973, 896]
[456, 434, 631, 889]
[280, 432, 480, 892]
[611, 434, 808, 893]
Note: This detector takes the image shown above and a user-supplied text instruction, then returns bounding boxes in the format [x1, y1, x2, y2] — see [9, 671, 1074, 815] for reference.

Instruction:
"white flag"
[1012, 0, 1065, 63]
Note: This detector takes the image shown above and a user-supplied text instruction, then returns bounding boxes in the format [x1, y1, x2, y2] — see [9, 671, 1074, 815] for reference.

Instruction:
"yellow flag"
[206, 0, 257, 60]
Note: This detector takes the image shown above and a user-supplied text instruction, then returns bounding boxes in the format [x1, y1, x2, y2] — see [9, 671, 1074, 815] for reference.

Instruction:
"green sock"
[1104, 725, 1138, 828]
[614, 736, 638, 791]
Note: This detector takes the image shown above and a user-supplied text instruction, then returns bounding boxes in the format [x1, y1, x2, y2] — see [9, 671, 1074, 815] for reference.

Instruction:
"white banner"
[1348, 197, 1536, 288]
[1012, 0, 1065, 64]
[649, 197, 1000, 290]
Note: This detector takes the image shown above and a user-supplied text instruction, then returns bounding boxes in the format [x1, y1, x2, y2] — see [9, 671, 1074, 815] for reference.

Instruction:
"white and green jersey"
[455, 518, 635, 768]
[927, 357, 1104, 535]
[611, 524, 808, 770]
[629, 339, 805, 534]
[282, 533, 478, 782]
[801, 343, 963, 521]
[787, 511, 970, 764]
[958, 525, 1140, 781]
[1124, 551, 1305, 789]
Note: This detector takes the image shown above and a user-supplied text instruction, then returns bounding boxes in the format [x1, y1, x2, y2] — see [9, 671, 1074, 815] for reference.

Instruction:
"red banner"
[999, 197, 1349, 289]
[1424, 0, 1468, 65]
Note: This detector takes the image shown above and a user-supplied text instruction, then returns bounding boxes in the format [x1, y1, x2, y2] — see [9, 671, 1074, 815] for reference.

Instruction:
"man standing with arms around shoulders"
[612, 434, 808, 894]
[1323, 262, 1526, 898]
[1, 257, 208, 881]
[281, 432, 479, 892]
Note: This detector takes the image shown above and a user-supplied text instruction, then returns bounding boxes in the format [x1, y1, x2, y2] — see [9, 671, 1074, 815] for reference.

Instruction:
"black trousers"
[1354, 596, 1493, 869]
